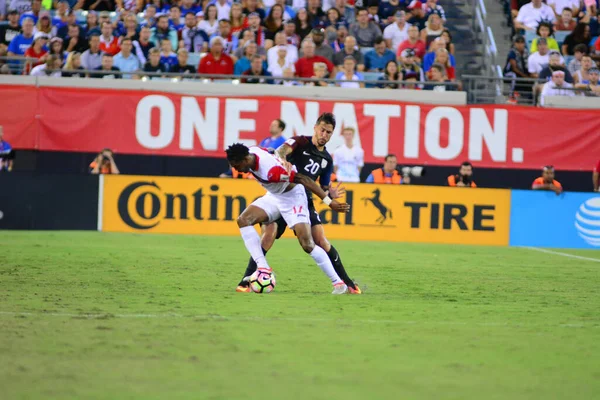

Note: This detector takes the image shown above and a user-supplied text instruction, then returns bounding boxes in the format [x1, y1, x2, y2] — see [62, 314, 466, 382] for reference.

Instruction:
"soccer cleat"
[348, 284, 362, 294]
[236, 285, 251, 293]
[331, 283, 348, 295]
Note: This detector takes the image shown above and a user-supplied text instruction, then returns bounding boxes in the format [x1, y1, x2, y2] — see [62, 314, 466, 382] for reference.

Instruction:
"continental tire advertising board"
[101, 175, 511, 246]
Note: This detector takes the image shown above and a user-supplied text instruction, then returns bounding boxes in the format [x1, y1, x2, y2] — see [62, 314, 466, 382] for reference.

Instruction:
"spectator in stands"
[378, 60, 403, 88]
[143, 47, 167, 75]
[307, 0, 326, 24]
[324, 7, 344, 44]
[554, 7, 576, 31]
[333, 127, 364, 183]
[333, 35, 365, 71]
[366, 0, 382, 27]
[539, 51, 574, 82]
[243, 0, 266, 20]
[65, 24, 87, 53]
[7, 17, 34, 57]
[234, 29, 267, 59]
[426, 48, 455, 80]
[199, 36, 234, 75]
[350, 8, 382, 47]
[159, 37, 178, 70]
[23, 32, 48, 74]
[48, 37, 67, 64]
[34, 12, 56, 38]
[284, 19, 301, 48]
[379, 0, 401, 25]
[235, 40, 262, 75]
[180, 13, 208, 53]
[239, 12, 267, 48]
[401, 48, 425, 81]
[81, 33, 102, 70]
[139, 5, 156, 28]
[424, 63, 455, 91]
[528, 37, 552, 78]
[260, 119, 287, 150]
[333, 0, 355, 24]
[241, 54, 273, 83]
[423, 0, 446, 22]
[423, 37, 455, 72]
[199, 4, 220, 37]
[93, 54, 121, 79]
[573, 54, 594, 84]
[268, 45, 295, 82]
[282, 67, 302, 86]
[133, 26, 153, 65]
[0, 10, 21, 52]
[562, 23, 591, 56]
[180, 0, 201, 17]
[267, 32, 298, 67]
[366, 154, 404, 184]
[540, 69, 575, 106]
[440, 29, 455, 55]
[229, 3, 247, 36]
[364, 37, 396, 71]
[97, 11, 111, 30]
[530, 21, 560, 53]
[170, 48, 197, 74]
[295, 39, 334, 78]
[113, 37, 140, 78]
[30, 54, 62, 77]
[447, 162, 477, 187]
[90, 149, 120, 175]
[383, 11, 410, 53]
[336, 55, 365, 88]
[168, 6, 183, 31]
[121, 14, 140, 41]
[62, 51, 85, 77]
[0, 126, 14, 172]
[532, 165, 562, 194]
[397, 25, 426, 62]
[548, 0, 579, 18]
[213, 19, 238, 56]
[306, 61, 330, 86]
[294, 8, 314, 43]
[83, 11, 100, 35]
[567, 44, 588, 75]
[575, 67, 600, 96]
[151, 15, 178, 52]
[20, 0, 41, 24]
[407, 0, 427, 31]
[263, 4, 285, 44]
[310, 27, 335, 62]
[331, 22, 349, 52]
[211, 0, 233, 20]
[515, 0, 556, 31]
[420, 12, 444, 47]
[504, 34, 530, 80]
[99, 21, 120, 56]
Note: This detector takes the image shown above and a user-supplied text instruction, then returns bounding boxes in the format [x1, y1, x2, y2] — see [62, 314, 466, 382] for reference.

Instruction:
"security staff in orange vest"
[365, 154, 407, 184]
[447, 161, 477, 187]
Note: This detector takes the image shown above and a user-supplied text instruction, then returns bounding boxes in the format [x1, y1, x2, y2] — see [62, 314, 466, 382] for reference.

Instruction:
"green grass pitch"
[1, 231, 599, 399]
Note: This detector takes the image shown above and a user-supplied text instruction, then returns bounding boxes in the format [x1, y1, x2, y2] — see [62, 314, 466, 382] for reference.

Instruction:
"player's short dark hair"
[461, 161, 472, 168]
[385, 154, 396, 161]
[226, 143, 250, 163]
[275, 119, 286, 131]
[316, 112, 336, 129]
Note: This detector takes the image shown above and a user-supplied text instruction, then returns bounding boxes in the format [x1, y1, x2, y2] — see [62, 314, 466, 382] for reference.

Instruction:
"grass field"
[1, 231, 599, 400]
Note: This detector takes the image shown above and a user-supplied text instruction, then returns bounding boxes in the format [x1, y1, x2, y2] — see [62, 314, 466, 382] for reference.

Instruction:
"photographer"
[365, 154, 408, 184]
[89, 149, 120, 175]
[448, 162, 477, 187]
[0, 126, 14, 172]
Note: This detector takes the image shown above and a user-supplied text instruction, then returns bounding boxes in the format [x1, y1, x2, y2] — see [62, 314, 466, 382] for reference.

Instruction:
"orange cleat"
[348, 284, 362, 294]
[236, 285, 251, 293]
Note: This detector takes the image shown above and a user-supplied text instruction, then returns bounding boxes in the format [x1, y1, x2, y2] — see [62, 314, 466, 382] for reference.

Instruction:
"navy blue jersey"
[284, 136, 333, 195]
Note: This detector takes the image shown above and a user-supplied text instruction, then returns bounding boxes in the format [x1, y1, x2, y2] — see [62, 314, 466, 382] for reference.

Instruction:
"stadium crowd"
[0, 0, 459, 90]
[504, 0, 600, 102]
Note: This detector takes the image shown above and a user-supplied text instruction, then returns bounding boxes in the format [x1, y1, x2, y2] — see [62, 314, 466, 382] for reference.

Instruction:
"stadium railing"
[468, 0, 501, 77]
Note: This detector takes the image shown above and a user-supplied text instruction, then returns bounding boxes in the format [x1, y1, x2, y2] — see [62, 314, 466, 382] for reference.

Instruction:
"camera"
[401, 166, 425, 179]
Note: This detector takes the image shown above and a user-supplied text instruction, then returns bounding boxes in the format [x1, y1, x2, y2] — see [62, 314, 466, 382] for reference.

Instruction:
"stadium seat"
[362, 71, 383, 88]
[554, 31, 569, 46]
[187, 52, 203, 67]
[359, 47, 374, 56]
[525, 31, 537, 48]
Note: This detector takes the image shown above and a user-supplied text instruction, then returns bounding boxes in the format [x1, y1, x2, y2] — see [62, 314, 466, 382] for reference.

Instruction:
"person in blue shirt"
[259, 119, 287, 152]
[0, 126, 14, 172]
[180, 0, 202, 17]
[7, 17, 35, 56]
[18, 0, 42, 25]
[422, 37, 455, 73]
[113, 38, 141, 78]
[169, 6, 185, 31]
[159, 38, 178, 71]
[364, 37, 396, 71]
[234, 40, 266, 75]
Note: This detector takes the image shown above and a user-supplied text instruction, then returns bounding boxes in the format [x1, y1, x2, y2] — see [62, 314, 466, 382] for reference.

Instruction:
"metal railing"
[469, 0, 502, 78]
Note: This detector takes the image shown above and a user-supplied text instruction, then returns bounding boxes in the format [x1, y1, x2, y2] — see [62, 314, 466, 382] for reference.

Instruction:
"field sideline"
[1, 231, 599, 400]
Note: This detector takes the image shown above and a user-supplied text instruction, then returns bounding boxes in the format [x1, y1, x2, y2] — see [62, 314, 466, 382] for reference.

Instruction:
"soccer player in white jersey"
[332, 127, 364, 183]
[226, 142, 352, 294]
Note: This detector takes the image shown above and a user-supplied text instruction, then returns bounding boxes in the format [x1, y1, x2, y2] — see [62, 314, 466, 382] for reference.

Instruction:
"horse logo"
[362, 189, 393, 224]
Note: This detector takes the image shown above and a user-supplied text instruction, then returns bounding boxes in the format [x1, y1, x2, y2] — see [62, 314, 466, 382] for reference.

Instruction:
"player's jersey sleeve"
[284, 136, 310, 152]
[250, 146, 296, 183]
[319, 159, 333, 188]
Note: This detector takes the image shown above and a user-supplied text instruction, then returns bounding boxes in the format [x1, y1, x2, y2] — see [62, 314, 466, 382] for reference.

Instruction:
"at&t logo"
[575, 197, 600, 247]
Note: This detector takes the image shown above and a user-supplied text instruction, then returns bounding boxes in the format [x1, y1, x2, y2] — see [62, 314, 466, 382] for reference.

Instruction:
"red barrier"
[2, 84, 598, 170]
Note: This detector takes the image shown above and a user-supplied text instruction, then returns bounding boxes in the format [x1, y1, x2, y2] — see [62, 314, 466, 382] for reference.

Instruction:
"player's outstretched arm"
[294, 173, 350, 213]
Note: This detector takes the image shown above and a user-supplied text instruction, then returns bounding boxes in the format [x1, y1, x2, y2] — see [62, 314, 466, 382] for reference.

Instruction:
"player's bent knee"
[299, 237, 315, 253]
[237, 215, 251, 228]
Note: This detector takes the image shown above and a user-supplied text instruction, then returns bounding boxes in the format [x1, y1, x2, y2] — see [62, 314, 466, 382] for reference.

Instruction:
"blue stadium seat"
[187, 52, 203, 67]
[362, 71, 383, 88]
[554, 31, 569, 46]
[525, 31, 537, 48]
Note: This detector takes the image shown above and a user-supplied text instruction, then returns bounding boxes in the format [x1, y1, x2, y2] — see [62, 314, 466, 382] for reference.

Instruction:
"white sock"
[310, 246, 343, 285]
[240, 226, 270, 270]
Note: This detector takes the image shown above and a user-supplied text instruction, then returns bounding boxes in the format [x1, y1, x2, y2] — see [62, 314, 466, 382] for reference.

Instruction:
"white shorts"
[251, 185, 310, 229]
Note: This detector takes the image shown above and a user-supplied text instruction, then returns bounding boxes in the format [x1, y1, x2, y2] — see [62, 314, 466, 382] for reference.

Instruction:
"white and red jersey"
[249, 147, 297, 195]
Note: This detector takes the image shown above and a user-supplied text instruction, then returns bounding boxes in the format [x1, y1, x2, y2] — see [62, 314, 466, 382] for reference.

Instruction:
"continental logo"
[117, 181, 255, 230]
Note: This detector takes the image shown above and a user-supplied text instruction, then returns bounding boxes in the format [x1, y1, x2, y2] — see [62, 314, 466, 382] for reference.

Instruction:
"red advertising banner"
[1, 84, 599, 170]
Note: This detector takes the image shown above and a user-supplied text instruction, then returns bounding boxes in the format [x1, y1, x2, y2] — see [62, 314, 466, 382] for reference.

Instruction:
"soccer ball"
[249, 269, 276, 293]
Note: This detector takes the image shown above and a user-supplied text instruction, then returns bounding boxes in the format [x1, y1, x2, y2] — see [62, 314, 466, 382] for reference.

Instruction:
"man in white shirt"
[209, 0, 232, 20]
[267, 31, 298, 67]
[540, 69, 575, 106]
[333, 127, 364, 183]
[383, 10, 411, 52]
[528, 38, 560, 77]
[515, 0, 556, 31]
